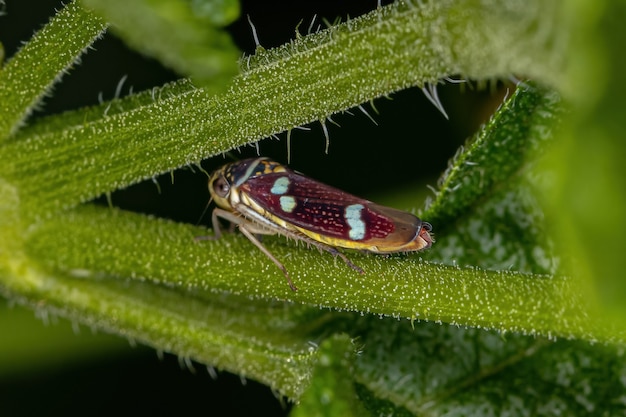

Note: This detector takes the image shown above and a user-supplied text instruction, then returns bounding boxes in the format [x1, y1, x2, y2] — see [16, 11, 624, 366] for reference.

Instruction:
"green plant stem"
[0, 1, 106, 139]
[19, 205, 619, 344]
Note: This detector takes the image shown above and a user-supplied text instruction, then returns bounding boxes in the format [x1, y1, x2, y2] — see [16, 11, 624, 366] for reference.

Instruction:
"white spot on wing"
[345, 204, 365, 240]
[271, 177, 290, 195]
[279, 196, 297, 213]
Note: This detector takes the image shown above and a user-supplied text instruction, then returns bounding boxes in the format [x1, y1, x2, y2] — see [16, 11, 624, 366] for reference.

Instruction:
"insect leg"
[315, 244, 365, 275]
[205, 208, 297, 290]
[237, 225, 298, 292]
[234, 203, 366, 277]
[195, 208, 247, 241]
[194, 208, 229, 241]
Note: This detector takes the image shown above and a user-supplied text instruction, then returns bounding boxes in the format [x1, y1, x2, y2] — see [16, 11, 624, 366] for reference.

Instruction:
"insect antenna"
[196, 195, 214, 227]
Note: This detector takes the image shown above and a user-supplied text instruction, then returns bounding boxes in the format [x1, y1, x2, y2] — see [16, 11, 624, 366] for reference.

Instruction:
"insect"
[205, 157, 433, 291]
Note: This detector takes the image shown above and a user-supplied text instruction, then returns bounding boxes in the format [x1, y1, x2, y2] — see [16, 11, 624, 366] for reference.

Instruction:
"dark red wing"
[240, 172, 396, 241]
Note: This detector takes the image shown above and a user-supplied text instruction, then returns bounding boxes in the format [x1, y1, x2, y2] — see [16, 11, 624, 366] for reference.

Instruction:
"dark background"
[0, 1, 505, 415]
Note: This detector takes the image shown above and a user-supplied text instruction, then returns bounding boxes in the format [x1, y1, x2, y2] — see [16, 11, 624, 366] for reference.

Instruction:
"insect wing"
[364, 202, 433, 251]
[239, 172, 400, 242]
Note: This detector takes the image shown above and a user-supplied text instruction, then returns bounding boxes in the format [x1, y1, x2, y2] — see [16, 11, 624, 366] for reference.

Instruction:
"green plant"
[1, 0, 625, 415]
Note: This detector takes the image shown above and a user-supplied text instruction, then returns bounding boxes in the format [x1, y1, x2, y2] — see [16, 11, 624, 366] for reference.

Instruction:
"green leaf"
[80, 0, 240, 88]
[426, 84, 562, 275]
[353, 319, 626, 416]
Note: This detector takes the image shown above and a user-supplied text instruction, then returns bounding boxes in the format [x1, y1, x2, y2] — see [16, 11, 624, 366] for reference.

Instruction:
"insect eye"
[212, 176, 230, 197]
